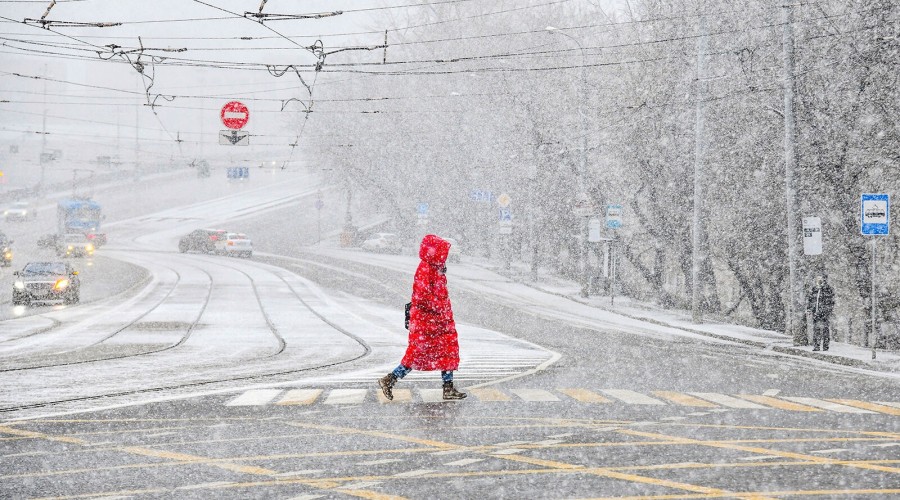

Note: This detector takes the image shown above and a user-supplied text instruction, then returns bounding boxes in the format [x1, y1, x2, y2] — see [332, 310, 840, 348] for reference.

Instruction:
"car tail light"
[227, 241, 234, 246]
[86, 234, 96, 240]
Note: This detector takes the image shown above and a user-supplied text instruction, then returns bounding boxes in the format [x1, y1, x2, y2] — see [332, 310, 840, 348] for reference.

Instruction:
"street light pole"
[547, 26, 591, 297]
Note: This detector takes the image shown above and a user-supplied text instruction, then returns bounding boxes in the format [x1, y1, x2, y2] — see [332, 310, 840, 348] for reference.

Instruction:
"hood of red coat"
[419, 234, 450, 266]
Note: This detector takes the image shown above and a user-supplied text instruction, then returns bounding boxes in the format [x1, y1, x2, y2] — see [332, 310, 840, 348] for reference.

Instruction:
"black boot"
[378, 373, 397, 400]
[443, 381, 467, 400]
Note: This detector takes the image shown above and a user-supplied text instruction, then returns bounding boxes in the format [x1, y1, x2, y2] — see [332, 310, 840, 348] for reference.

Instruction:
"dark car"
[179, 228, 227, 254]
[12, 261, 80, 306]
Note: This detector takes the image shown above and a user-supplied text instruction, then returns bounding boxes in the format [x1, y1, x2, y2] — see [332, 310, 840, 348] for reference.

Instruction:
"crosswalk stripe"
[652, 391, 718, 408]
[559, 388, 612, 403]
[469, 388, 512, 402]
[418, 389, 448, 403]
[276, 389, 322, 406]
[324, 389, 367, 405]
[737, 395, 822, 412]
[876, 402, 900, 409]
[225, 389, 283, 406]
[832, 401, 900, 415]
[601, 390, 666, 405]
[688, 393, 769, 409]
[511, 389, 559, 402]
[781, 397, 874, 414]
[378, 389, 412, 404]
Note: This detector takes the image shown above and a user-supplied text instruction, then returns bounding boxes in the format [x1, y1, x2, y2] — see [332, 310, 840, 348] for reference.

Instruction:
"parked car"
[361, 233, 402, 254]
[179, 228, 227, 254]
[58, 233, 94, 258]
[445, 237, 461, 263]
[12, 261, 80, 306]
[215, 232, 252, 258]
[3, 201, 35, 221]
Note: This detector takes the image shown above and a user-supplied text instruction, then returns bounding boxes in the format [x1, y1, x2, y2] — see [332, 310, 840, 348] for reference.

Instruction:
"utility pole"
[782, 2, 805, 345]
[134, 92, 141, 180]
[691, 16, 708, 324]
[40, 64, 48, 194]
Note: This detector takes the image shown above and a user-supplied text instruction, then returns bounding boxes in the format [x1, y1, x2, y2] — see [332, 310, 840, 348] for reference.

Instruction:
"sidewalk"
[478, 260, 900, 374]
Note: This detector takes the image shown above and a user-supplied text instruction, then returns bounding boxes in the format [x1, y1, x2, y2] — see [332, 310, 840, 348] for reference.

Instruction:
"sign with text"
[606, 204, 623, 229]
[802, 217, 822, 255]
[861, 194, 889, 235]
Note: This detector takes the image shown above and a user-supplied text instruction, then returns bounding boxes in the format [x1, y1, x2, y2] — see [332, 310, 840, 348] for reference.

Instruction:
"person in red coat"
[379, 234, 466, 400]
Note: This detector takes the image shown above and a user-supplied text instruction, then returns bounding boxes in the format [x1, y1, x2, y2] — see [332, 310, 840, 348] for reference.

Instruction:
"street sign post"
[861, 194, 889, 235]
[588, 218, 603, 242]
[221, 101, 249, 130]
[606, 204, 623, 229]
[802, 217, 822, 255]
[219, 130, 249, 146]
[860, 194, 889, 359]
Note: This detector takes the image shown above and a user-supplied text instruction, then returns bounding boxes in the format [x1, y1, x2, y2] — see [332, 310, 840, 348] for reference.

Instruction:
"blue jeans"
[392, 365, 453, 383]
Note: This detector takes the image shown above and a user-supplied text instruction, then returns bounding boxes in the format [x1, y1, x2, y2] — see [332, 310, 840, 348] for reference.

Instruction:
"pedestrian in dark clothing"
[379, 234, 467, 401]
[806, 274, 835, 351]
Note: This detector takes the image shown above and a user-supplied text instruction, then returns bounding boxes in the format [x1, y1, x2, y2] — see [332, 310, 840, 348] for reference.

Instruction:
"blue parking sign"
[861, 194, 889, 235]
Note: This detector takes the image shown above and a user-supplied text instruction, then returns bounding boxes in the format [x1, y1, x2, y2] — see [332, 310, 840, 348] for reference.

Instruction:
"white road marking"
[493, 440, 531, 447]
[225, 389, 282, 406]
[547, 433, 575, 438]
[323, 389, 367, 405]
[276, 470, 325, 477]
[687, 412, 709, 416]
[393, 469, 436, 477]
[688, 393, 769, 409]
[511, 389, 559, 402]
[763, 389, 781, 396]
[277, 389, 322, 405]
[601, 390, 666, 405]
[661, 416, 687, 421]
[810, 448, 850, 454]
[284, 495, 324, 500]
[876, 401, 900, 409]
[357, 459, 404, 466]
[491, 448, 526, 455]
[178, 482, 234, 490]
[532, 439, 565, 446]
[418, 389, 450, 403]
[870, 443, 900, 448]
[782, 397, 874, 413]
[339, 481, 383, 489]
[445, 458, 486, 466]
[738, 455, 781, 461]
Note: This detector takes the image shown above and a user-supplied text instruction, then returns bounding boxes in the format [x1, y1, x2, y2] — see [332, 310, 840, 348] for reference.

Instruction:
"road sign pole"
[871, 238, 877, 359]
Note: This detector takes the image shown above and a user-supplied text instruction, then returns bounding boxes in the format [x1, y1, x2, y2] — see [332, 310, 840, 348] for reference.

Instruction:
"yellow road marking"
[652, 391, 718, 408]
[276, 388, 322, 405]
[737, 395, 822, 412]
[378, 389, 412, 404]
[284, 421, 461, 450]
[583, 488, 900, 499]
[0, 425, 86, 445]
[493, 454, 743, 497]
[469, 388, 512, 401]
[560, 388, 612, 403]
[828, 399, 900, 416]
[619, 429, 900, 475]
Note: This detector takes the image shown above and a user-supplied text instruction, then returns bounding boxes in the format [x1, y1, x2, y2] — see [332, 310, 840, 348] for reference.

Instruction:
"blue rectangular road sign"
[498, 207, 512, 222]
[417, 202, 429, 216]
[861, 194, 889, 235]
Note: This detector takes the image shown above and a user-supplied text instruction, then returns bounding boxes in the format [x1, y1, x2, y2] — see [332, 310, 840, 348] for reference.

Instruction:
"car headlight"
[54, 278, 69, 290]
[86, 244, 94, 252]
[14, 280, 25, 290]
[68, 245, 74, 250]
[3, 251, 10, 259]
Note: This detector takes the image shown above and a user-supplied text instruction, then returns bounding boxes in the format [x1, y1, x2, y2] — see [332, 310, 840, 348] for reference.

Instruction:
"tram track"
[0, 252, 372, 414]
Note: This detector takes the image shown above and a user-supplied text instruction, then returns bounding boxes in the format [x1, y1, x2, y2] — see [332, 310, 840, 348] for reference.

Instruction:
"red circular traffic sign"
[221, 101, 249, 130]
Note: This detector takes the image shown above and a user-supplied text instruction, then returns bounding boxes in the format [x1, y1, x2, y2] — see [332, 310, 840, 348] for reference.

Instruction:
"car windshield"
[23, 262, 66, 275]
[64, 234, 85, 243]
[228, 234, 248, 240]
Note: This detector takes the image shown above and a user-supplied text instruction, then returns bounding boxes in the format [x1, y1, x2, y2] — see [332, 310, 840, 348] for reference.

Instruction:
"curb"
[497, 270, 900, 374]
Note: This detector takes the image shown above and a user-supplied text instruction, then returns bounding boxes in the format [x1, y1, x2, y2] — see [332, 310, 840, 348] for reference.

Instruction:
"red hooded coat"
[400, 235, 460, 371]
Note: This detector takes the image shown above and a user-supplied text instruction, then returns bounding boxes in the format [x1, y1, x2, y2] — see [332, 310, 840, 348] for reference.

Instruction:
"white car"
[3, 201, 35, 221]
[216, 232, 252, 258]
[361, 233, 402, 254]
